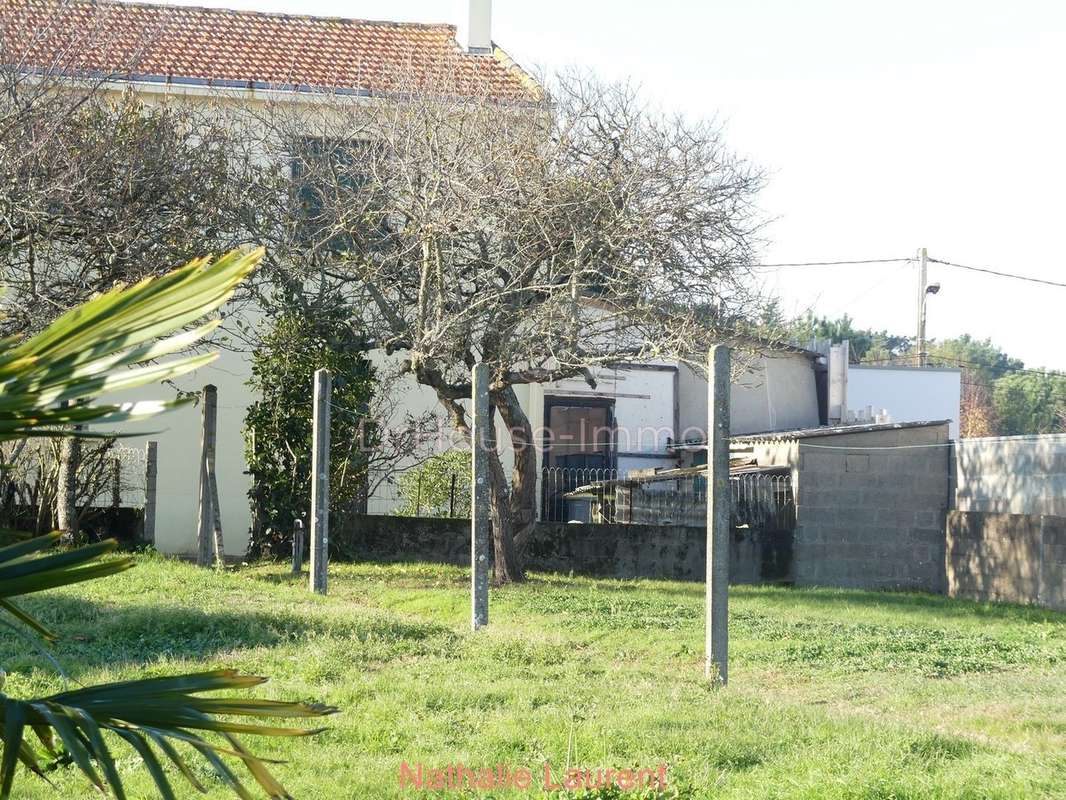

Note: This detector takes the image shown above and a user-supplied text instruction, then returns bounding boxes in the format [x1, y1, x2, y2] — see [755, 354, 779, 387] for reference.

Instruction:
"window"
[291, 137, 379, 252]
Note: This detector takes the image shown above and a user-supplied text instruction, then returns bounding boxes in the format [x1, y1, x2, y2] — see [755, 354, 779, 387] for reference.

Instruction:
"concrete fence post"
[471, 363, 491, 630]
[706, 345, 731, 685]
[310, 369, 331, 594]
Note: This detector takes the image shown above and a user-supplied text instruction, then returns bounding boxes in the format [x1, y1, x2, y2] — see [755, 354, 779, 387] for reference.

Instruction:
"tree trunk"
[56, 435, 80, 540]
[494, 387, 538, 553]
[483, 403, 525, 584]
[429, 383, 538, 585]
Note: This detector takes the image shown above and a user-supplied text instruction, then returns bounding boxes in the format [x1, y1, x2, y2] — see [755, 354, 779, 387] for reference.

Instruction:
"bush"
[396, 450, 471, 518]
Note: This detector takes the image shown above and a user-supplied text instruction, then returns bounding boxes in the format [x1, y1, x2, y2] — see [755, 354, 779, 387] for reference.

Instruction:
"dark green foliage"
[785, 313, 912, 363]
[926, 334, 1024, 382]
[992, 371, 1066, 436]
[244, 308, 375, 557]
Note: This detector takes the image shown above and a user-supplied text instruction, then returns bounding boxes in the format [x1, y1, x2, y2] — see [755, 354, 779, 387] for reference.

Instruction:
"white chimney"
[466, 0, 493, 54]
[828, 340, 849, 426]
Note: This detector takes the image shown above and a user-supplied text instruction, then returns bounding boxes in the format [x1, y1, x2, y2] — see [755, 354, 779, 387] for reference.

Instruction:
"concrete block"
[845, 454, 870, 473]
[913, 510, 939, 528]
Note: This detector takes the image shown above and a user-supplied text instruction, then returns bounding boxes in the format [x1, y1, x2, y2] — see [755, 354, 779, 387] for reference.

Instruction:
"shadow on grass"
[0, 592, 457, 678]
[737, 584, 1066, 625]
[523, 571, 1066, 627]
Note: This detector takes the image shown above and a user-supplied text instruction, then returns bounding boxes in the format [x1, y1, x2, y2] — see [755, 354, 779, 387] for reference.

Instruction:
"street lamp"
[916, 247, 941, 367]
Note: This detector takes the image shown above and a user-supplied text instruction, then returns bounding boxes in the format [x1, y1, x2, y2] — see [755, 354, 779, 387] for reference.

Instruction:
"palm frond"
[0, 532, 133, 641]
[0, 671, 337, 800]
[0, 247, 341, 798]
[0, 249, 262, 440]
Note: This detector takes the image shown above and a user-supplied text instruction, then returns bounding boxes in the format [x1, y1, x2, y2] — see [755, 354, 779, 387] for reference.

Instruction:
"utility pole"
[916, 247, 928, 367]
[706, 345, 731, 685]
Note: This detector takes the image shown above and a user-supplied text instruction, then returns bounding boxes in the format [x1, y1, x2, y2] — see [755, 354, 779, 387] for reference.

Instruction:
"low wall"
[526, 522, 793, 583]
[332, 515, 793, 583]
[946, 511, 1066, 610]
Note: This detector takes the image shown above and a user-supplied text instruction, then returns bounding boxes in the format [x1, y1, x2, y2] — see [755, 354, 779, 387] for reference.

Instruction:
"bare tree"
[0, 9, 257, 521]
[254, 69, 766, 582]
[959, 371, 999, 438]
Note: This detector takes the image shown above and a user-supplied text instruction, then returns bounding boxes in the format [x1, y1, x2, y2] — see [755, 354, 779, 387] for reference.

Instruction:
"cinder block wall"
[955, 435, 1066, 516]
[947, 511, 1066, 610]
[790, 424, 951, 591]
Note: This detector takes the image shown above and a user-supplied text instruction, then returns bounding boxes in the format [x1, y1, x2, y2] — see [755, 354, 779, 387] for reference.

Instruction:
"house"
[8, 0, 536, 555]
[9, 0, 959, 557]
[535, 346, 822, 521]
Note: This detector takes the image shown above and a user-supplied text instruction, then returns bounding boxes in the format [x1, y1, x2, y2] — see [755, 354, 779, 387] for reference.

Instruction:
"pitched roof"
[4, 0, 539, 98]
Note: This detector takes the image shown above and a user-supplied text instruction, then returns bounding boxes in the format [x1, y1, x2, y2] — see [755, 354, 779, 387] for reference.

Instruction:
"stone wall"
[773, 423, 951, 591]
[946, 511, 1066, 610]
[525, 522, 793, 583]
[331, 514, 793, 583]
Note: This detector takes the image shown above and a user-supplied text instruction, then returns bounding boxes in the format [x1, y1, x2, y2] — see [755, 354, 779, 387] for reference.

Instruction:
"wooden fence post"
[143, 441, 158, 546]
[470, 363, 490, 630]
[195, 384, 217, 567]
[209, 470, 225, 565]
[110, 456, 121, 508]
[706, 345, 731, 685]
[310, 369, 331, 594]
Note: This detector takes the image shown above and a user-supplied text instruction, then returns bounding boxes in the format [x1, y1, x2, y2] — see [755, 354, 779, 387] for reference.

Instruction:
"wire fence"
[0, 439, 148, 512]
[363, 469, 469, 518]
[362, 463, 794, 530]
[541, 466, 619, 523]
[560, 469, 794, 528]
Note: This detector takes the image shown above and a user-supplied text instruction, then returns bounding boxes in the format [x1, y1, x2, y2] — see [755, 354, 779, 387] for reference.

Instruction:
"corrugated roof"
[4, 0, 539, 98]
[731, 419, 951, 443]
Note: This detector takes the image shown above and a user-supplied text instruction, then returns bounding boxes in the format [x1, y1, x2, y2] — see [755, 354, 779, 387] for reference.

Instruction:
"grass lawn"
[2, 555, 1064, 799]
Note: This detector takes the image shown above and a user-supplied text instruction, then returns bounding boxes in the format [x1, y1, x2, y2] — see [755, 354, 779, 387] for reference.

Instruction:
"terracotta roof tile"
[3, 0, 539, 98]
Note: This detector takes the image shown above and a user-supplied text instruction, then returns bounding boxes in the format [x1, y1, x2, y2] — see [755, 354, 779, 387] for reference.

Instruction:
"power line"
[920, 354, 1065, 380]
[859, 354, 1066, 381]
[751, 257, 911, 269]
[927, 257, 1066, 289]
[751, 253, 1066, 289]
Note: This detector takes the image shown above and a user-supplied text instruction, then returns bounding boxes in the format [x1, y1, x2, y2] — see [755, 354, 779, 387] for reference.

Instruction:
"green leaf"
[32, 703, 105, 793]
[0, 599, 57, 642]
[69, 710, 126, 800]
[0, 700, 26, 798]
[113, 729, 177, 800]
[0, 249, 262, 441]
[146, 731, 207, 794]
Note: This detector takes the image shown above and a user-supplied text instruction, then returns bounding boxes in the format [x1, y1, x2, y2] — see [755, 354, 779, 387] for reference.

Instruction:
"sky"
[171, 0, 1066, 369]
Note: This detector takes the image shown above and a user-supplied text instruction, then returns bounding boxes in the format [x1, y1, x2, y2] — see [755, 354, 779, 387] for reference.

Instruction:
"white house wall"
[102, 328, 255, 557]
[678, 353, 820, 438]
[542, 366, 677, 473]
[847, 366, 961, 439]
